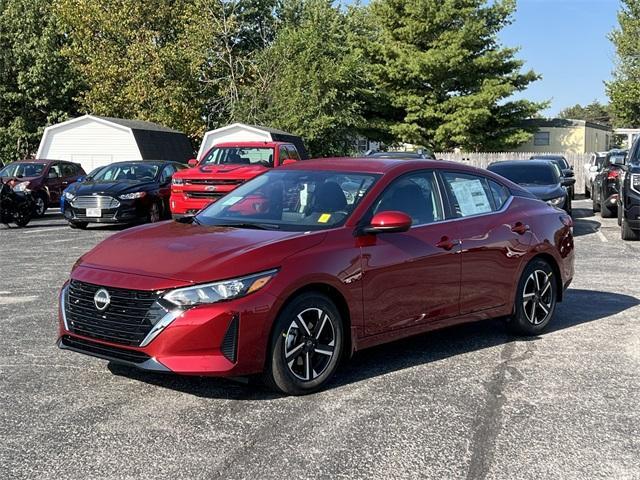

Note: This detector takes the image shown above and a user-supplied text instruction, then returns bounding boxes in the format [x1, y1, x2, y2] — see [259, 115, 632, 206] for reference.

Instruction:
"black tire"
[621, 219, 640, 241]
[507, 258, 558, 336]
[592, 192, 600, 213]
[13, 212, 31, 228]
[34, 193, 47, 217]
[263, 292, 344, 395]
[584, 184, 591, 199]
[564, 198, 572, 216]
[600, 200, 615, 218]
[618, 205, 622, 227]
[69, 221, 88, 230]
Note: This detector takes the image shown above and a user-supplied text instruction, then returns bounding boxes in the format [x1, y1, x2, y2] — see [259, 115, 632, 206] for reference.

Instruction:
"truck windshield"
[195, 169, 379, 231]
[201, 147, 274, 167]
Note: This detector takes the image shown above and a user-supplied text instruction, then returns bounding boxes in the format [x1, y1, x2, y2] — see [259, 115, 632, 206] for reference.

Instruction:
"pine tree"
[366, 0, 544, 151]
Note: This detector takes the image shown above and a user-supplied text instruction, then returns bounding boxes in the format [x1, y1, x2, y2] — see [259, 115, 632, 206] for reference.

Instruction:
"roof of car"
[18, 159, 74, 164]
[284, 157, 461, 174]
[530, 155, 566, 160]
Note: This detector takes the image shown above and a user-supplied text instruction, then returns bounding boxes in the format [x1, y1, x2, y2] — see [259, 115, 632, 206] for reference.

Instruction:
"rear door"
[360, 170, 462, 336]
[439, 171, 533, 315]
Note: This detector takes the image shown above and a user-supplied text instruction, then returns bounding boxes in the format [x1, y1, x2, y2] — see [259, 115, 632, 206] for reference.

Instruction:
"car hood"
[69, 179, 156, 196]
[0, 175, 40, 183]
[175, 164, 269, 180]
[518, 184, 564, 201]
[76, 221, 326, 284]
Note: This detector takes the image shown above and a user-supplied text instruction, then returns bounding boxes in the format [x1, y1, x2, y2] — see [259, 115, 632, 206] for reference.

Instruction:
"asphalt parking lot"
[1, 198, 639, 480]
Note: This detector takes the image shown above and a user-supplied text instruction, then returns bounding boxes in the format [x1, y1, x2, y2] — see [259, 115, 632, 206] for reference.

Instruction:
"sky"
[500, 0, 621, 116]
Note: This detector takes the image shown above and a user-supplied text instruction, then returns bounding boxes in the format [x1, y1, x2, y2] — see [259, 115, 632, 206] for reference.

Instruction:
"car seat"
[311, 181, 347, 213]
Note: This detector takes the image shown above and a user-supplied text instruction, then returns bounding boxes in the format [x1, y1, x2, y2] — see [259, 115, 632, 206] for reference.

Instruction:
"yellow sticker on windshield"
[318, 213, 331, 223]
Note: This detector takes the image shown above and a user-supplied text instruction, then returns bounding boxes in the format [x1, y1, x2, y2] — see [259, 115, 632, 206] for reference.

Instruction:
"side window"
[441, 172, 494, 218]
[488, 180, 510, 210]
[372, 171, 444, 226]
[160, 165, 176, 183]
[61, 163, 76, 178]
[279, 146, 289, 163]
[287, 145, 300, 161]
[49, 164, 61, 178]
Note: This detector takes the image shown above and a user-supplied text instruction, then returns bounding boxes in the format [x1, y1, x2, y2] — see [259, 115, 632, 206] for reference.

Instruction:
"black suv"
[617, 142, 640, 240]
[592, 149, 627, 218]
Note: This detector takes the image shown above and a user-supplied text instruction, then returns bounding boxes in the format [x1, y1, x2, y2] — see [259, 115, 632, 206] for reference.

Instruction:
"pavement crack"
[466, 340, 535, 480]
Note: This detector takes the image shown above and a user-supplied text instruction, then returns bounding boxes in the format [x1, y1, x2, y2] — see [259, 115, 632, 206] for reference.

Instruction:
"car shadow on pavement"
[107, 288, 638, 399]
[572, 206, 602, 237]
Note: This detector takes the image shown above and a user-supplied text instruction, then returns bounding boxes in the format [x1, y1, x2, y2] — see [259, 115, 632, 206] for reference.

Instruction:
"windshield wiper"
[210, 222, 281, 230]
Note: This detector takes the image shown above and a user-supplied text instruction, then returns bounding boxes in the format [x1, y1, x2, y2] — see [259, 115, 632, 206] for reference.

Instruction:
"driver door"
[45, 163, 63, 202]
[360, 170, 461, 336]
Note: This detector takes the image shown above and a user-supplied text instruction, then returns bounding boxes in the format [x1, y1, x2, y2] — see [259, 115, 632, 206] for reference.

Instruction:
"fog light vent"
[221, 315, 239, 363]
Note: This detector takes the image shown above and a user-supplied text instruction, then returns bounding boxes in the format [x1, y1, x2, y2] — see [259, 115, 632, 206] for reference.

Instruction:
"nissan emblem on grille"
[93, 288, 111, 311]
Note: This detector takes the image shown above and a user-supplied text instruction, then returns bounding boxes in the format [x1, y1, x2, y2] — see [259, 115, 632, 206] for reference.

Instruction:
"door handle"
[511, 222, 530, 235]
[436, 236, 461, 251]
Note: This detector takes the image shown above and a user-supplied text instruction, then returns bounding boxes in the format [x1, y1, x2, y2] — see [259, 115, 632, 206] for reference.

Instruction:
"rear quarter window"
[488, 180, 510, 209]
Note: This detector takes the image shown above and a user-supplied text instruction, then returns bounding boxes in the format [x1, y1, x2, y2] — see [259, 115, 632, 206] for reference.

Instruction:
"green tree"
[0, 0, 80, 161]
[607, 0, 640, 127]
[558, 100, 611, 125]
[238, 0, 377, 156]
[366, 0, 545, 151]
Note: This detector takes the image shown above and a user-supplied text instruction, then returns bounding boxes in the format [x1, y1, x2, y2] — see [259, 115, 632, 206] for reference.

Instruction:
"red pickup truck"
[170, 141, 304, 218]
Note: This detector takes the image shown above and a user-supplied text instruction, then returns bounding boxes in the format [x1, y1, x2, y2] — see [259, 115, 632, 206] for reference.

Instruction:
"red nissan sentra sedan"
[57, 158, 574, 394]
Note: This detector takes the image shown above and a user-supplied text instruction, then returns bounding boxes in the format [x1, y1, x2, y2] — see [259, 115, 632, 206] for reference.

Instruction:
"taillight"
[607, 169, 620, 180]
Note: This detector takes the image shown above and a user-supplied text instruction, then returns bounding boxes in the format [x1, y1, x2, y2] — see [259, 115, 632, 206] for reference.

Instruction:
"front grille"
[71, 195, 120, 209]
[60, 335, 151, 364]
[185, 179, 243, 186]
[74, 211, 117, 220]
[185, 191, 224, 199]
[65, 280, 164, 346]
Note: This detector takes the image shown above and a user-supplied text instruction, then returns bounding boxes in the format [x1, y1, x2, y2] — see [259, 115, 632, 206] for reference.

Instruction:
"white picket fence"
[435, 152, 591, 194]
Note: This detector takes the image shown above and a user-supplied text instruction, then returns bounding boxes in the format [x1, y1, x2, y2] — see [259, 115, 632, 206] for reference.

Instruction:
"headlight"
[13, 181, 30, 192]
[162, 269, 278, 307]
[546, 196, 564, 206]
[119, 191, 147, 200]
[63, 191, 75, 200]
[632, 174, 640, 194]
[172, 178, 184, 185]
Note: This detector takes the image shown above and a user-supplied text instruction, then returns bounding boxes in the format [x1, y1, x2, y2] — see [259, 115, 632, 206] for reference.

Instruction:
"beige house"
[516, 119, 612, 154]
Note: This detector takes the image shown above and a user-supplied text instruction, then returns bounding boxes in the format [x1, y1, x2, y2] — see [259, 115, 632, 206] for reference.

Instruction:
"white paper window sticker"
[450, 179, 492, 216]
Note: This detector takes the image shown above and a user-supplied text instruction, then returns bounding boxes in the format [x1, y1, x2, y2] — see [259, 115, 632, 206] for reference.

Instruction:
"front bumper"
[170, 192, 220, 215]
[57, 282, 277, 377]
[64, 201, 148, 224]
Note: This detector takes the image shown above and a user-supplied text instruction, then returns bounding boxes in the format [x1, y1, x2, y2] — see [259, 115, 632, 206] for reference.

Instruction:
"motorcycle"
[1, 178, 35, 228]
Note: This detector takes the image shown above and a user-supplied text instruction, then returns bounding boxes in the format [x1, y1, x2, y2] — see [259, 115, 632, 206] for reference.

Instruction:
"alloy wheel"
[522, 270, 554, 325]
[149, 203, 160, 222]
[284, 307, 336, 381]
[35, 197, 45, 216]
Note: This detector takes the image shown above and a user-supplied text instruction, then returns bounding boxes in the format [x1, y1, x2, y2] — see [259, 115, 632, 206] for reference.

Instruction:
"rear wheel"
[621, 219, 639, 241]
[600, 200, 615, 218]
[592, 191, 600, 213]
[507, 259, 557, 336]
[263, 292, 343, 395]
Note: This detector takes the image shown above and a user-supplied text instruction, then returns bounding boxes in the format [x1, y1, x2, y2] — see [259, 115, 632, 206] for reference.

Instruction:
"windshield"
[0, 162, 46, 178]
[195, 169, 379, 231]
[490, 163, 559, 186]
[92, 163, 159, 182]
[201, 147, 274, 167]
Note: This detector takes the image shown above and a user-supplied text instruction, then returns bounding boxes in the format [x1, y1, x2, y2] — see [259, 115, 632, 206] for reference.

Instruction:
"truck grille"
[185, 179, 243, 186]
[185, 191, 224, 199]
[71, 196, 120, 209]
[65, 280, 164, 346]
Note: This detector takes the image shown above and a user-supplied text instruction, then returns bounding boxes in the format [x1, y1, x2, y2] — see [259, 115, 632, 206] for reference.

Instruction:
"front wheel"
[508, 259, 557, 336]
[263, 293, 343, 395]
[148, 201, 161, 223]
[592, 192, 600, 213]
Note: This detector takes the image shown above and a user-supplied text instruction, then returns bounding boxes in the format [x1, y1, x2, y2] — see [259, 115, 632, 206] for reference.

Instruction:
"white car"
[584, 152, 607, 198]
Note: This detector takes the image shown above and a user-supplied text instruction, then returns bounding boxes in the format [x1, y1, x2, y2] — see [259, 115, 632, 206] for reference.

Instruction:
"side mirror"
[282, 159, 297, 166]
[589, 165, 599, 173]
[188, 158, 198, 167]
[361, 211, 412, 235]
[562, 169, 574, 178]
[562, 178, 576, 187]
